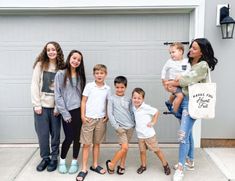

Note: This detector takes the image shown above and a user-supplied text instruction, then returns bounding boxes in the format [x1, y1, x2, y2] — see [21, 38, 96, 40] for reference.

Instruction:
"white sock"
[60, 158, 66, 164]
[71, 159, 77, 165]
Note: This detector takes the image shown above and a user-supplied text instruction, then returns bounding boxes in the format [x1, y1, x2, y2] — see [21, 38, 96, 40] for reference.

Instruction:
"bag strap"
[207, 67, 212, 83]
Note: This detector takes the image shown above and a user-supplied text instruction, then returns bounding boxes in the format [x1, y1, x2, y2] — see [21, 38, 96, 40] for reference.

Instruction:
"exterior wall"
[202, 0, 235, 139]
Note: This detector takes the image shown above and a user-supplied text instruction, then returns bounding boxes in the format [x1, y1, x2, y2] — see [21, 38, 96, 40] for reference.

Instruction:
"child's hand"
[102, 116, 108, 123]
[64, 118, 72, 123]
[53, 111, 60, 117]
[147, 122, 154, 128]
[81, 116, 90, 124]
[116, 127, 125, 134]
[34, 107, 42, 115]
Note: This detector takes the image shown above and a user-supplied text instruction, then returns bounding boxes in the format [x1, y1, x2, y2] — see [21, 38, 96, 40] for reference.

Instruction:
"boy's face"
[169, 46, 183, 61]
[132, 92, 144, 108]
[94, 70, 107, 84]
[115, 83, 126, 96]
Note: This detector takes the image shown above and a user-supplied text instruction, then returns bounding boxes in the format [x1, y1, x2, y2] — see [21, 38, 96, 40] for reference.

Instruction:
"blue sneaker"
[58, 162, 67, 174]
[68, 162, 78, 174]
[165, 101, 173, 112]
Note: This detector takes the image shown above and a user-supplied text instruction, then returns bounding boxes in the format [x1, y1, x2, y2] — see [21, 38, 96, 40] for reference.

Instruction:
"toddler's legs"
[173, 92, 184, 113]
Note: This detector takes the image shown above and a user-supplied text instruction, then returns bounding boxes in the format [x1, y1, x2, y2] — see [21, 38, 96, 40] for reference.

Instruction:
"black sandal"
[76, 171, 88, 181]
[163, 162, 171, 175]
[137, 165, 146, 174]
[117, 165, 125, 175]
[106, 160, 115, 174]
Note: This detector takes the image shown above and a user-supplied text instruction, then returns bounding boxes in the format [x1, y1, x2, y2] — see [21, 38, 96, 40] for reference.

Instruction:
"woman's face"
[189, 41, 202, 60]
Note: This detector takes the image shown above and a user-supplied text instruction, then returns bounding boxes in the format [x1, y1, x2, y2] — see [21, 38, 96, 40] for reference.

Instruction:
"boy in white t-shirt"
[76, 64, 111, 181]
[161, 42, 191, 113]
[132, 87, 171, 176]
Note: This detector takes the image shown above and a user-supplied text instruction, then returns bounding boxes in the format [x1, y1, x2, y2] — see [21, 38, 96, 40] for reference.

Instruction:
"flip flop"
[76, 171, 88, 181]
[90, 165, 106, 175]
[105, 160, 114, 174]
[117, 165, 125, 175]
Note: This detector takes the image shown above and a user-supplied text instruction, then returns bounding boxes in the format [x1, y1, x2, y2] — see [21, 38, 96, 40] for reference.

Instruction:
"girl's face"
[70, 53, 81, 69]
[189, 41, 202, 60]
[169, 46, 183, 61]
[132, 92, 144, 108]
[46, 43, 57, 61]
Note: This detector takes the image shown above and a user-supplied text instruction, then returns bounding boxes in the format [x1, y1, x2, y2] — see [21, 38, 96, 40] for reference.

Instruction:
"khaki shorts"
[80, 118, 107, 145]
[116, 128, 134, 144]
[138, 135, 159, 152]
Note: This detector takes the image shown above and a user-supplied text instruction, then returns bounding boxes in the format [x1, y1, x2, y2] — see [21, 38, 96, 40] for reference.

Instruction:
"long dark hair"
[187, 38, 218, 71]
[33, 41, 65, 70]
[63, 50, 86, 94]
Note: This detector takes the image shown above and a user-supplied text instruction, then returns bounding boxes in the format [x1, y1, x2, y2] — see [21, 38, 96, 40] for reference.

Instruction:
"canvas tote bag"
[188, 68, 216, 119]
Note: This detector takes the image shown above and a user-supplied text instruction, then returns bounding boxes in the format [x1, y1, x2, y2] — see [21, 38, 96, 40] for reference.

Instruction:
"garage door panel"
[0, 13, 189, 143]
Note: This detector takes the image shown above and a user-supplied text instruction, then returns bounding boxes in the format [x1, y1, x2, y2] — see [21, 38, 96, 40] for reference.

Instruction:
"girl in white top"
[132, 87, 171, 176]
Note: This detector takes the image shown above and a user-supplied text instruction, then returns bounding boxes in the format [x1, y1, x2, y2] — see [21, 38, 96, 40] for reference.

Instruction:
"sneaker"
[173, 169, 184, 181]
[165, 101, 173, 112]
[68, 162, 78, 174]
[185, 161, 194, 171]
[47, 159, 58, 172]
[58, 162, 67, 174]
[173, 164, 186, 171]
[36, 158, 50, 172]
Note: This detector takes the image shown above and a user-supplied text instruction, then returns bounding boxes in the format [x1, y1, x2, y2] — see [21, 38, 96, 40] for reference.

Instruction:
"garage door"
[0, 13, 189, 143]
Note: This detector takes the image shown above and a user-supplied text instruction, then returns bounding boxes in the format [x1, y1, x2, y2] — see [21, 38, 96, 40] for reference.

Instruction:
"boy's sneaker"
[173, 169, 184, 181]
[68, 162, 78, 174]
[58, 162, 67, 174]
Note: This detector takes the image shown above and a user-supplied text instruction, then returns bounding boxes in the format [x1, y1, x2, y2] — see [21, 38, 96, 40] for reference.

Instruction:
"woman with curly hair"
[31, 41, 65, 172]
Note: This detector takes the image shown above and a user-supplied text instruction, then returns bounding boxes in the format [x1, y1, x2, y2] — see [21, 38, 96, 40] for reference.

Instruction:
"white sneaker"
[185, 161, 194, 171]
[174, 161, 194, 171]
[173, 169, 184, 181]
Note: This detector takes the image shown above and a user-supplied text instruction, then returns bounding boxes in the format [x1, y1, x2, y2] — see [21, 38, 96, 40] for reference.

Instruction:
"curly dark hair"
[187, 38, 218, 71]
[63, 50, 86, 94]
[33, 41, 65, 70]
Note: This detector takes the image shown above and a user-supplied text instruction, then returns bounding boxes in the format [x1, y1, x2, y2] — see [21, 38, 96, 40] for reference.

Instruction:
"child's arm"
[81, 95, 89, 123]
[103, 98, 109, 123]
[147, 111, 160, 128]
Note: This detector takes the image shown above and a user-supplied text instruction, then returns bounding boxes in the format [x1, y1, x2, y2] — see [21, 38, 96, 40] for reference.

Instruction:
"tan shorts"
[80, 118, 107, 145]
[116, 128, 134, 144]
[138, 135, 159, 152]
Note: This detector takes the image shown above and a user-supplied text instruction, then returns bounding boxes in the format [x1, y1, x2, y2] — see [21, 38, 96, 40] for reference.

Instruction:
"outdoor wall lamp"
[216, 4, 235, 39]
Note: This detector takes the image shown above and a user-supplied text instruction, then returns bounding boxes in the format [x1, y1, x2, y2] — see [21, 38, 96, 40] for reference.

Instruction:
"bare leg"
[92, 144, 105, 174]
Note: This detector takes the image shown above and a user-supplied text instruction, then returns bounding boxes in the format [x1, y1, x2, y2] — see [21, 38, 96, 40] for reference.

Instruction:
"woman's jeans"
[175, 96, 196, 165]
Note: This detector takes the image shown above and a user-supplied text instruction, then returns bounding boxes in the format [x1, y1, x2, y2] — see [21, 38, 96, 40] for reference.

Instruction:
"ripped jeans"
[176, 96, 196, 166]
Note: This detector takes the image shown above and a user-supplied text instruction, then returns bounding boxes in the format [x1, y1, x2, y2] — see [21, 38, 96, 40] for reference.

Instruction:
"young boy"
[76, 64, 111, 181]
[106, 76, 135, 175]
[161, 42, 191, 113]
[132, 87, 171, 175]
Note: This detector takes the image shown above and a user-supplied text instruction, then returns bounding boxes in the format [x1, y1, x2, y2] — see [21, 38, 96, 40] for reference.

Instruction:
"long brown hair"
[33, 41, 65, 70]
[63, 50, 86, 95]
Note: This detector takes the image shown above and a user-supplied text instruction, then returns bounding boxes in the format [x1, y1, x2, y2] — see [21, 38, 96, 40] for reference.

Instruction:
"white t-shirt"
[133, 102, 158, 139]
[82, 81, 111, 118]
[161, 58, 191, 80]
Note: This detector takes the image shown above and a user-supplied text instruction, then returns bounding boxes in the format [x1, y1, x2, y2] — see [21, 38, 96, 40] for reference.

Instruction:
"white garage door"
[0, 13, 189, 143]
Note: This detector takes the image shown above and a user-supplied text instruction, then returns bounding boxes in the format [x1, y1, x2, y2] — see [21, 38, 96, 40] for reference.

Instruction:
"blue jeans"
[175, 96, 195, 165]
[34, 107, 61, 160]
